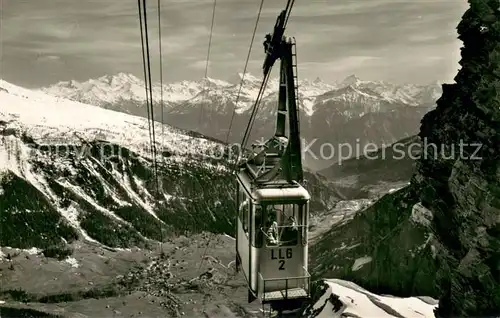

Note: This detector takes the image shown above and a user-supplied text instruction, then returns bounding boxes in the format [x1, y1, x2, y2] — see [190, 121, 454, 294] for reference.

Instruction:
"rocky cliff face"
[413, 0, 500, 316]
[311, 185, 439, 299]
[312, 5, 500, 314]
[310, 133, 442, 299]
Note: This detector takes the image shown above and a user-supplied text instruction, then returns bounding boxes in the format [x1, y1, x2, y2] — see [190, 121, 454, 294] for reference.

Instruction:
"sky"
[1, 0, 469, 88]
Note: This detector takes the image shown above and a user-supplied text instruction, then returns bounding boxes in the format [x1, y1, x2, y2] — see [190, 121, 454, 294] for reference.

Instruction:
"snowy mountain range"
[41, 72, 441, 115]
[40, 73, 442, 171]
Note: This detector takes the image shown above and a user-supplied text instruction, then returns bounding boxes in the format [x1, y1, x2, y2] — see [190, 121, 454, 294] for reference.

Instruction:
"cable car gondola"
[235, 0, 311, 315]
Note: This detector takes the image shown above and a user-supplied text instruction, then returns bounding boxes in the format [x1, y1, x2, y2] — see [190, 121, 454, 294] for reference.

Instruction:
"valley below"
[0, 234, 264, 318]
[1, 203, 434, 318]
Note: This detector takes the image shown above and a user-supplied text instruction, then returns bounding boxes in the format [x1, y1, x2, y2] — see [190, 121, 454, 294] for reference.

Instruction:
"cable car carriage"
[236, 167, 311, 307]
[235, 3, 311, 311]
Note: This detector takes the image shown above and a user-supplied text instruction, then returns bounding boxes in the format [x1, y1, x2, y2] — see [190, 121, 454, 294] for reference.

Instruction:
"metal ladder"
[289, 37, 302, 179]
[290, 37, 301, 136]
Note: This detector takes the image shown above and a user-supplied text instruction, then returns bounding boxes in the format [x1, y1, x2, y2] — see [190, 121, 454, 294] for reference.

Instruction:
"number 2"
[279, 260, 285, 270]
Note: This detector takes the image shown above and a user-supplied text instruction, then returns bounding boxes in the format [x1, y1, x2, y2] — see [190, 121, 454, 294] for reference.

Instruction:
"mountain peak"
[94, 73, 142, 87]
[313, 76, 323, 84]
[199, 76, 231, 88]
[341, 74, 362, 87]
[228, 72, 261, 85]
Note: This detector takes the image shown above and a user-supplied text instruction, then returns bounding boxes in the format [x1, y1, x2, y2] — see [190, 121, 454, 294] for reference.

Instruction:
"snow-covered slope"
[1, 79, 221, 159]
[0, 79, 235, 249]
[306, 279, 437, 317]
[0, 79, 338, 250]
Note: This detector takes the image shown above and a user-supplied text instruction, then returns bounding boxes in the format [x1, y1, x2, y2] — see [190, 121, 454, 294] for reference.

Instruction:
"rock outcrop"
[313, 3, 500, 314]
[414, 0, 500, 316]
[311, 185, 440, 298]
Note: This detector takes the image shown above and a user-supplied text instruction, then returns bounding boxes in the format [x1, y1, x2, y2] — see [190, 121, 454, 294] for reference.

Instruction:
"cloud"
[36, 55, 61, 62]
[1, 0, 469, 87]
[190, 60, 209, 70]
[301, 56, 382, 73]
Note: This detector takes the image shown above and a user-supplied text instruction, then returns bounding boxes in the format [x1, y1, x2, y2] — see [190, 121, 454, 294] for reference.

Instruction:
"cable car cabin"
[233, 0, 311, 311]
[236, 170, 311, 305]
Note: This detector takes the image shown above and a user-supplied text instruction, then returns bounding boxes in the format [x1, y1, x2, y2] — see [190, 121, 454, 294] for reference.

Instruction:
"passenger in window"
[280, 215, 298, 245]
[289, 215, 298, 230]
[265, 215, 279, 245]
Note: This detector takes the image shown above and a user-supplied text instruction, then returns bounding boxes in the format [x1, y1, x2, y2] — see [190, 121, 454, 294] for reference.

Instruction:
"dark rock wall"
[415, 0, 500, 315]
